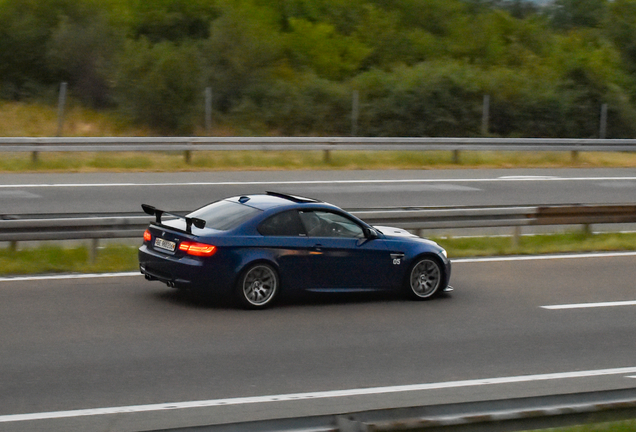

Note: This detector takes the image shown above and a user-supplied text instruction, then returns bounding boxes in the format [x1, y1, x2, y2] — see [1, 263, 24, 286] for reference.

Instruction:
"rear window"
[188, 200, 262, 231]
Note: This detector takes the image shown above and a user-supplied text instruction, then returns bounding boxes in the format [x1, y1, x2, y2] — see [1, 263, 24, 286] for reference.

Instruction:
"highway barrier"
[2, 204, 636, 260]
[2, 136, 636, 163]
[123, 388, 636, 431]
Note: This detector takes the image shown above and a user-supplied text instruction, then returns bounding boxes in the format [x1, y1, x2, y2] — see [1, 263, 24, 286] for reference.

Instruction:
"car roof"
[225, 191, 322, 211]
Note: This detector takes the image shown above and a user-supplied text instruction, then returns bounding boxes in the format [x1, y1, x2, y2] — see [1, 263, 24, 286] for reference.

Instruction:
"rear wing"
[141, 204, 206, 234]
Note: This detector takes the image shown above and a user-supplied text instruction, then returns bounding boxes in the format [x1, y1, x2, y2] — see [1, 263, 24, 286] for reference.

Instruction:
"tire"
[406, 256, 443, 300]
[236, 263, 279, 309]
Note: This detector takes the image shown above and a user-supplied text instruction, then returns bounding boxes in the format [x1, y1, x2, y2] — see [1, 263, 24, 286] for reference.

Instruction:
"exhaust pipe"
[167, 281, 175, 288]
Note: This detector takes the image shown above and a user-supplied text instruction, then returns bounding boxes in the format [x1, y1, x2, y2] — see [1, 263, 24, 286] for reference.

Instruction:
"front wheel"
[406, 257, 443, 300]
[236, 263, 279, 309]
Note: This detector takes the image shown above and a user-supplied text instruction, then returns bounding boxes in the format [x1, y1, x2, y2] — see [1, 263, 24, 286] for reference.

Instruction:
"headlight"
[440, 249, 448, 259]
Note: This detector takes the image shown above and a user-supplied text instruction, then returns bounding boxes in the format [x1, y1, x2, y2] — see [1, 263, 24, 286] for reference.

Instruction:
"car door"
[257, 210, 315, 291]
[298, 210, 392, 291]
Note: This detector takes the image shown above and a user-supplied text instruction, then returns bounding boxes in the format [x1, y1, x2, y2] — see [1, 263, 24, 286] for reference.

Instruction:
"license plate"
[154, 237, 176, 252]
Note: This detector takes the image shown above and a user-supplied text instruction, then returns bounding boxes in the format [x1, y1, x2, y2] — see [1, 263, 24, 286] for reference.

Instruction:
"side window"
[258, 210, 306, 236]
[299, 210, 364, 238]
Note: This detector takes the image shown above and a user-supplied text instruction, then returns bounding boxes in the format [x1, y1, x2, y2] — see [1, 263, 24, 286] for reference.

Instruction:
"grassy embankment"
[3, 101, 636, 172]
[545, 421, 636, 432]
[2, 101, 636, 277]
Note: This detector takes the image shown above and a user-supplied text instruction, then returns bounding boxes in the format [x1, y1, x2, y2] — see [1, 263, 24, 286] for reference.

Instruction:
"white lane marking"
[498, 176, 561, 180]
[2, 252, 636, 283]
[542, 300, 636, 310]
[0, 190, 41, 198]
[3, 176, 636, 188]
[1, 366, 635, 423]
[0, 272, 139, 283]
[453, 251, 636, 263]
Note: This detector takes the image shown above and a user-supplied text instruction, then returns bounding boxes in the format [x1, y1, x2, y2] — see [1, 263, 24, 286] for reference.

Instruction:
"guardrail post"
[324, 142, 334, 164]
[453, 149, 460, 164]
[184, 150, 192, 165]
[9, 241, 17, 252]
[571, 150, 579, 163]
[512, 226, 521, 247]
[88, 239, 98, 264]
[336, 415, 366, 432]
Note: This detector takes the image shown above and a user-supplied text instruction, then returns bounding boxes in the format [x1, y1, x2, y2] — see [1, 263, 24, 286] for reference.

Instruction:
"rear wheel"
[406, 256, 443, 300]
[236, 263, 279, 309]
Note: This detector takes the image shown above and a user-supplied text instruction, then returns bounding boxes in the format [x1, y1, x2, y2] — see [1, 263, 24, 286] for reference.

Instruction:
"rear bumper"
[138, 245, 230, 293]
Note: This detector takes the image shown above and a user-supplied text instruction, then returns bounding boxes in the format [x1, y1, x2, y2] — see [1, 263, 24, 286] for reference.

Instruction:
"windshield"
[188, 200, 262, 231]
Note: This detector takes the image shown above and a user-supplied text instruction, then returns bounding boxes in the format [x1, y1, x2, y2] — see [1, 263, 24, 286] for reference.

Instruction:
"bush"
[112, 38, 202, 133]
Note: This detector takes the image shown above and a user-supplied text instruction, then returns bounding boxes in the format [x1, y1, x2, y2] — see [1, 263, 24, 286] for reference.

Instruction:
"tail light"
[143, 229, 152, 242]
[179, 241, 217, 257]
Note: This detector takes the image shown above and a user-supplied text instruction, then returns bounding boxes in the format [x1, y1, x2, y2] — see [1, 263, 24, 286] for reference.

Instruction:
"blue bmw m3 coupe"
[139, 192, 451, 308]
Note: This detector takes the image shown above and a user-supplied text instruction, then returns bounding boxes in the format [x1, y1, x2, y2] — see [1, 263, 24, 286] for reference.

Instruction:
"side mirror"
[364, 227, 379, 240]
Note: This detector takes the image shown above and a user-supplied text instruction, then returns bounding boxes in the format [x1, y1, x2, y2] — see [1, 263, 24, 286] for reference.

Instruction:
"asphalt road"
[2, 168, 636, 215]
[1, 253, 635, 431]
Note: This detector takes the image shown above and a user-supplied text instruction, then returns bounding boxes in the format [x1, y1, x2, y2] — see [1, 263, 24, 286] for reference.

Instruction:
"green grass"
[2, 150, 636, 173]
[2, 231, 636, 277]
[434, 231, 636, 258]
[537, 420, 636, 432]
[0, 244, 139, 276]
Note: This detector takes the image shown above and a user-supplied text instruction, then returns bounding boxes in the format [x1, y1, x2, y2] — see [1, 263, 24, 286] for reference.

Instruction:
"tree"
[47, 13, 123, 106]
[548, 0, 608, 30]
[113, 39, 202, 133]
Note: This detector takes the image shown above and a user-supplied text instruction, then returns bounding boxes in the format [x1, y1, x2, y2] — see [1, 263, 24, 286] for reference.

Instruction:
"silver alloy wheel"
[241, 264, 278, 307]
[409, 258, 441, 299]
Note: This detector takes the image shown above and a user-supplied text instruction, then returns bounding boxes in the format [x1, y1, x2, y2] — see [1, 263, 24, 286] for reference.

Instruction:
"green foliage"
[235, 72, 352, 134]
[2, 0, 636, 137]
[354, 63, 484, 137]
[199, 1, 284, 112]
[606, 0, 636, 71]
[286, 18, 371, 80]
[46, 12, 123, 106]
[127, 0, 219, 42]
[548, 0, 609, 30]
[113, 38, 202, 133]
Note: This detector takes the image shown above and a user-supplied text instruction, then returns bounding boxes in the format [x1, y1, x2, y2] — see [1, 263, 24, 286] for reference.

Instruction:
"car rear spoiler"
[141, 204, 206, 234]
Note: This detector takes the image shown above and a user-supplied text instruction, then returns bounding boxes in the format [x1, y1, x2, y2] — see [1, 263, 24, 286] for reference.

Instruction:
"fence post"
[205, 87, 213, 136]
[56, 82, 67, 137]
[351, 90, 359, 137]
[600, 103, 608, 139]
[482, 94, 490, 136]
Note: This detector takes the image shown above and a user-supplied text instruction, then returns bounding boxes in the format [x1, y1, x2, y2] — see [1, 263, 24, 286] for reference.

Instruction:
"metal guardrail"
[154, 388, 636, 431]
[2, 204, 636, 244]
[3, 136, 636, 151]
[2, 137, 636, 163]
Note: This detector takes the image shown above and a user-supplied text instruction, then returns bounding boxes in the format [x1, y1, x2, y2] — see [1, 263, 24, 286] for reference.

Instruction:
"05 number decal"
[391, 253, 404, 265]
